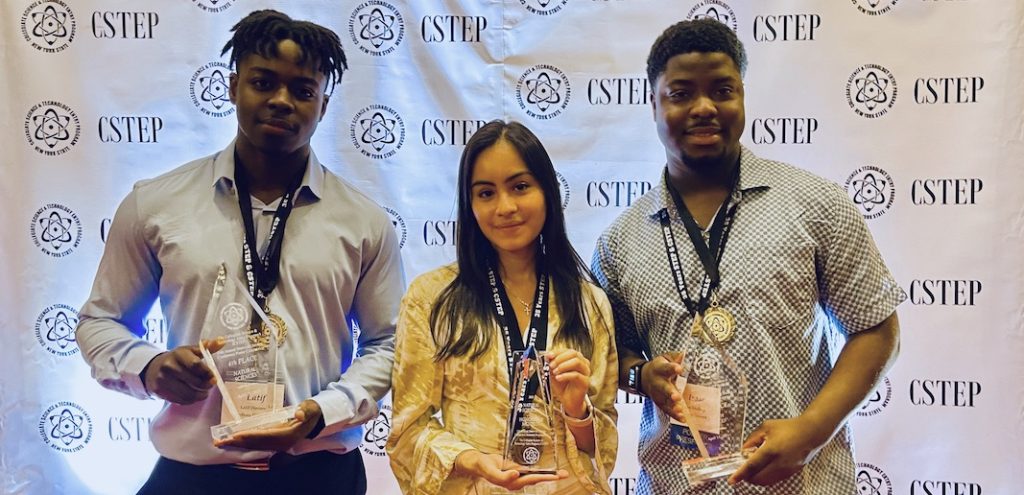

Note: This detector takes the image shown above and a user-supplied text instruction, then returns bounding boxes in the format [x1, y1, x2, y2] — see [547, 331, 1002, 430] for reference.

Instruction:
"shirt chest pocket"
[736, 244, 818, 330]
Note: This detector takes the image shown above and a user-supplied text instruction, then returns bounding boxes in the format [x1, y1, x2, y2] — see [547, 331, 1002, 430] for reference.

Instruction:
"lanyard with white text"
[487, 262, 549, 399]
[234, 156, 306, 313]
[659, 168, 738, 317]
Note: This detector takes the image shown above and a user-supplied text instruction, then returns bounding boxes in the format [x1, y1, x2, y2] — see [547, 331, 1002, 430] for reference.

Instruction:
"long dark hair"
[430, 120, 594, 361]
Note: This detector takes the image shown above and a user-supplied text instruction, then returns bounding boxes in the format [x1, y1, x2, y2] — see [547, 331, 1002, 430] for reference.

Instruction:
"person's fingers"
[728, 444, 775, 486]
[553, 355, 590, 377]
[508, 472, 564, 489]
[553, 371, 587, 385]
[179, 350, 215, 385]
[201, 337, 227, 354]
[742, 425, 768, 449]
[478, 455, 519, 484]
[158, 377, 207, 404]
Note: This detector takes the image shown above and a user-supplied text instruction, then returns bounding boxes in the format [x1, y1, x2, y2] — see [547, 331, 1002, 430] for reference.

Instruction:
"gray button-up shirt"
[76, 140, 404, 465]
[594, 147, 905, 494]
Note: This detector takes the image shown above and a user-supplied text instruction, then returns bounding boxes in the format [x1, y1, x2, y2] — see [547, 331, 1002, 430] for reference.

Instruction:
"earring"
[539, 233, 546, 255]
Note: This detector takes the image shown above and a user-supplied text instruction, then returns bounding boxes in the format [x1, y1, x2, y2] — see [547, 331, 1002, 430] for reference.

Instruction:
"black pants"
[137, 450, 367, 495]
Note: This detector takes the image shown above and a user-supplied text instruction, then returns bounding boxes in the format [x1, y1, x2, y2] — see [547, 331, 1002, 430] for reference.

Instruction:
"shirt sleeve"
[386, 275, 477, 495]
[558, 286, 619, 494]
[816, 183, 906, 334]
[76, 187, 164, 399]
[592, 230, 647, 357]
[311, 213, 405, 436]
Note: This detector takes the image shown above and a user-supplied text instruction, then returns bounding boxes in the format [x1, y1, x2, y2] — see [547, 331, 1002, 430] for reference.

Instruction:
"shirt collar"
[647, 145, 772, 218]
[212, 138, 325, 200]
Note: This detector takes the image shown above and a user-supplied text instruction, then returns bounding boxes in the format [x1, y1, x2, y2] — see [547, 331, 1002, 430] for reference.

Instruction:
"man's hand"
[642, 352, 687, 422]
[143, 338, 225, 405]
[453, 450, 568, 490]
[213, 399, 323, 452]
[727, 415, 830, 486]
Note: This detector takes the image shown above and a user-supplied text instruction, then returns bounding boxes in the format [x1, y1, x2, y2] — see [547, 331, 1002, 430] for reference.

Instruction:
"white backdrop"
[2, 1, 1023, 494]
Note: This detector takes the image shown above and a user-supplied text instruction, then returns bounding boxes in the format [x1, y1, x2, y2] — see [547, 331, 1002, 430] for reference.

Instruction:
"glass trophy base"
[682, 452, 746, 485]
[210, 405, 299, 441]
[516, 468, 558, 475]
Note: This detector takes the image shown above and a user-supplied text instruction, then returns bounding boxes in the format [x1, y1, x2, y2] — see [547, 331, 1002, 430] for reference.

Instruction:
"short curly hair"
[646, 19, 747, 85]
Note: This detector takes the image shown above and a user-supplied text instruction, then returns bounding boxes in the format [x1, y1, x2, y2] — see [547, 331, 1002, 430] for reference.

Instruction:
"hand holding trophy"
[670, 313, 752, 485]
[200, 263, 297, 443]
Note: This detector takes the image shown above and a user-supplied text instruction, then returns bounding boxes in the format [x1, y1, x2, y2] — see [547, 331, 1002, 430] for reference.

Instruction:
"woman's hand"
[545, 349, 591, 419]
[453, 450, 568, 489]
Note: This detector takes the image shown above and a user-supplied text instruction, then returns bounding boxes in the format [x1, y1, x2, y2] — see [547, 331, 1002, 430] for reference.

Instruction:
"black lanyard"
[659, 168, 738, 317]
[234, 156, 306, 313]
[488, 262, 550, 437]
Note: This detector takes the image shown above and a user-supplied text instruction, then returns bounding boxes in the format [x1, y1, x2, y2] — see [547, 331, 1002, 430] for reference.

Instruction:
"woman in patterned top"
[387, 120, 618, 494]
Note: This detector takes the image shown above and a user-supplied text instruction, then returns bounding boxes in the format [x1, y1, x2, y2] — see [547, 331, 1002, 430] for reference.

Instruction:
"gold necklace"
[512, 294, 531, 313]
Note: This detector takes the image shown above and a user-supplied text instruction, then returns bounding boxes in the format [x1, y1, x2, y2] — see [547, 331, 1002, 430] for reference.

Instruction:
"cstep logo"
[555, 171, 571, 209]
[190, 62, 234, 118]
[382, 206, 407, 249]
[519, 0, 569, 16]
[25, 101, 80, 156]
[852, 0, 898, 16]
[31, 203, 82, 257]
[845, 166, 894, 219]
[858, 377, 892, 417]
[191, 0, 233, 14]
[856, 463, 893, 495]
[361, 404, 392, 457]
[687, 1, 738, 32]
[847, 64, 897, 118]
[35, 304, 80, 357]
[351, 105, 406, 159]
[349, 1, 404, 56]
[516, 65, 571, 120]
[21, 0, 76, 53]
[39, 402, 92, 453]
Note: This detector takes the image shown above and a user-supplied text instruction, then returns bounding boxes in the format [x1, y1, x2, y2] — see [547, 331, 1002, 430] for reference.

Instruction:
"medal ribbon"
[234, 155, 306, 324]
[487, 261, 550, 440]
[659, 168, 739, 317]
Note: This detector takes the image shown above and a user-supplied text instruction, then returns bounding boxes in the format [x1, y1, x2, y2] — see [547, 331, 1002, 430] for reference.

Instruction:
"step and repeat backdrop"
[2, 0, 1023, 494]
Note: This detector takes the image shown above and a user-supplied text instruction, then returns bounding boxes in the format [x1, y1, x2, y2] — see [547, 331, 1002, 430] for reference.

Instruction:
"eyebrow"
[471, 171, 533, 188]
[247, 67, 321, 87]
[666, 76, 739, 86]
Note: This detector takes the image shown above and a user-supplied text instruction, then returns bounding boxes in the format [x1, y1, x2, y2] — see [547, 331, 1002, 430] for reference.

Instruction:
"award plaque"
[200, 263, 296, 441]
[503, 349, 559, 475]
[670, 322, 750, 485]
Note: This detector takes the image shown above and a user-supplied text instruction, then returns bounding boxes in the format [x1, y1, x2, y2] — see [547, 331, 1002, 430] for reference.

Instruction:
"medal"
[701, 305, 736, 345]
[248, 310, 288, 352]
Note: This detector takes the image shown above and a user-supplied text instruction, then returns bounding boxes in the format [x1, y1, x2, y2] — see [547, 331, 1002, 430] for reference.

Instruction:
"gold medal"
[263, 311, 288, 345]
[701, 305, 736, 345]
[248, 311, 288, 352]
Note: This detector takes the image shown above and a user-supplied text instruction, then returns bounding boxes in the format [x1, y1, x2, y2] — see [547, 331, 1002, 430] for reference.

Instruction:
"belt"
[232, 450, 338, 471]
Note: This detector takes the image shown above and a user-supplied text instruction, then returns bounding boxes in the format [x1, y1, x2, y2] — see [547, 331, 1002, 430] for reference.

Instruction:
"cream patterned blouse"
[387, 265, 618, 494]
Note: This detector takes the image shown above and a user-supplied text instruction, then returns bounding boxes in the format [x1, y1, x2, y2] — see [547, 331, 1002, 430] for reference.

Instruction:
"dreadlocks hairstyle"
[646, 18, 747, 86]
[430, 120, 596, 362]
[221, 9, 348, 95]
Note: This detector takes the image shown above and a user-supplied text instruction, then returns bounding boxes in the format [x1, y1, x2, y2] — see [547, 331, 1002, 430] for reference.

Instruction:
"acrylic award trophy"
[503, 347, 559, 475]
[200, 263, 297, 441]
[671, 320, 750, 485]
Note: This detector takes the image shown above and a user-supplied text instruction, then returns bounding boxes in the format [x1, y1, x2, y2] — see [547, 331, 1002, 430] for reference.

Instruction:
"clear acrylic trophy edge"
[204, 265, 296, 440]
[679, 329, 753, 485]
[503, 349, 560, 475]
